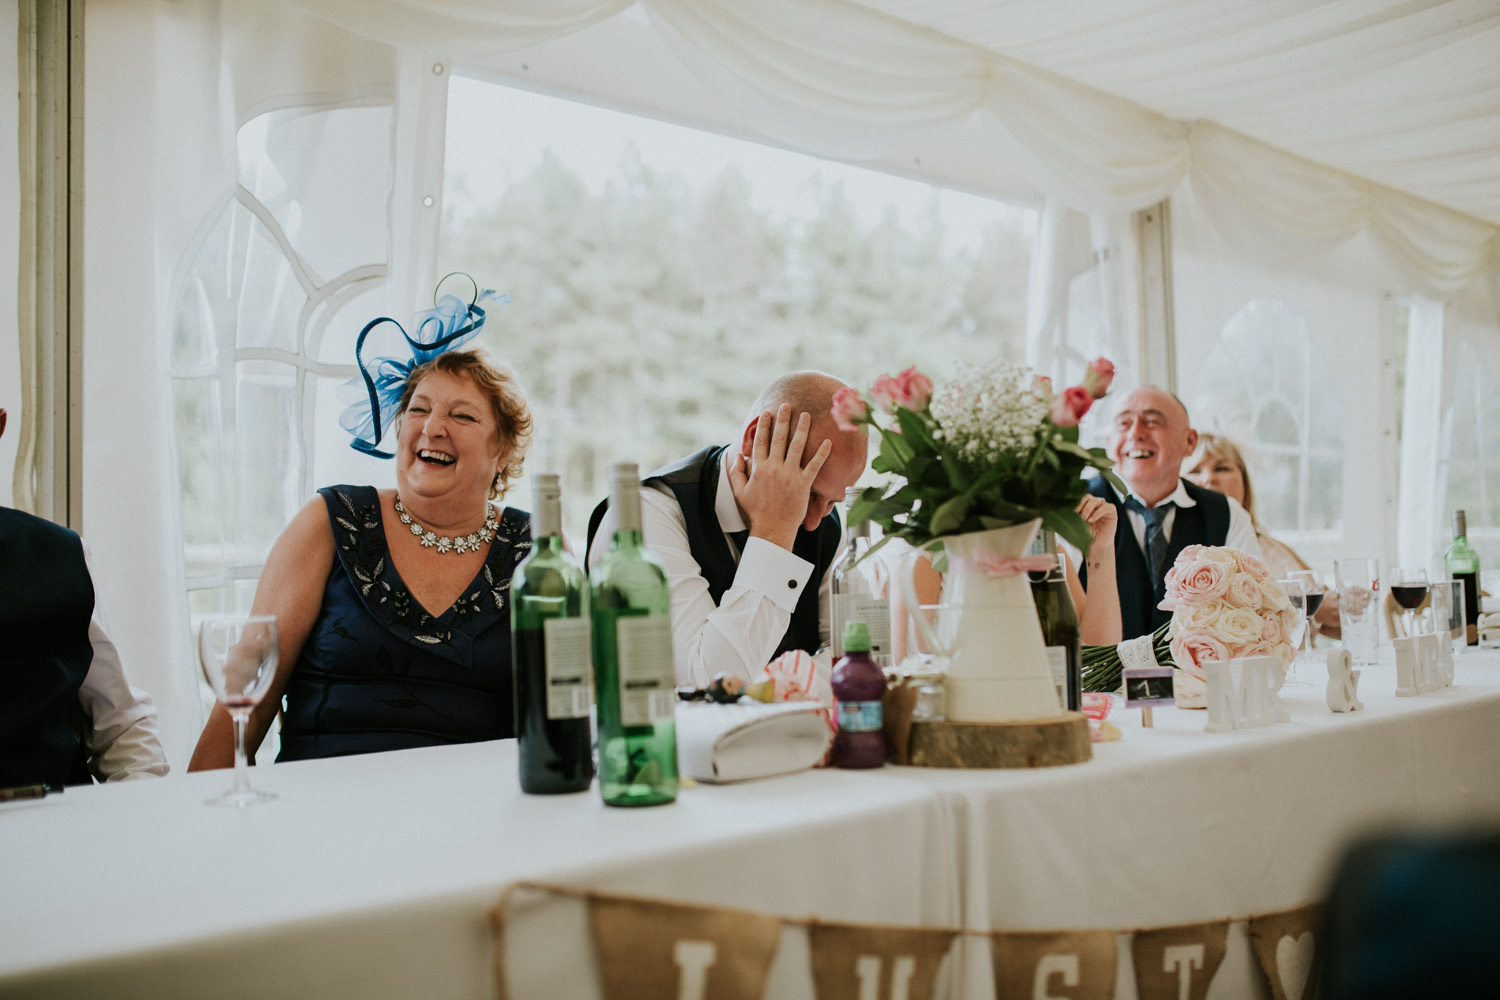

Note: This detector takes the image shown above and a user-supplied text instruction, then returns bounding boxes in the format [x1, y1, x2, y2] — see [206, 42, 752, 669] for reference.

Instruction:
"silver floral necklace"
[394, 495, 498, 554]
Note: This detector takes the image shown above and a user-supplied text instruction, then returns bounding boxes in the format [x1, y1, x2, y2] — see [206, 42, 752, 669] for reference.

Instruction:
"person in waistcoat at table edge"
[1074, 386, 1262, 641]
[586, 372, 867, 689]
[0, 407, 169, 788]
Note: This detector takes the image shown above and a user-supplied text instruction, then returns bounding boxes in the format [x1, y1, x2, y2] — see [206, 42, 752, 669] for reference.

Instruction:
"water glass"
[1334, 557, 1380, 665]
[1431, 577, 1466, 654]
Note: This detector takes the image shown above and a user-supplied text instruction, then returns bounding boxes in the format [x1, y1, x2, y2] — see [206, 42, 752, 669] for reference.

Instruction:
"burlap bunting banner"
[991, 930, 1117, 1000]
[589, 895, 782, 1000]
[1248, 904, 1320, 1000]
[807, 923, 957, 1000]
[1131, 920, 1228, 1000]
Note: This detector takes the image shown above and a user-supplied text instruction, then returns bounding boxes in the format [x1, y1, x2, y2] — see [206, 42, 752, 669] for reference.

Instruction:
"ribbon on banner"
[990, 930, 1117, 1000]
[1248, 904, 1320, 1000]
[807, 923, 957, 1000]
[1131, 920, 1228, 1000]
[589, 895, 782, 1000]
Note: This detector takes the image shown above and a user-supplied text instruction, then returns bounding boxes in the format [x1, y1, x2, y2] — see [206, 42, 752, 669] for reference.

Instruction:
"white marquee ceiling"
[850, 0, 1500, 225]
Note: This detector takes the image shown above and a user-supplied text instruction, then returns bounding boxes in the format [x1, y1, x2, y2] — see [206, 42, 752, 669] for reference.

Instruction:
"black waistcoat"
[1079, 478, 1231, 641]
[587, 445, 842, 658]
[0, 508, 97, 787]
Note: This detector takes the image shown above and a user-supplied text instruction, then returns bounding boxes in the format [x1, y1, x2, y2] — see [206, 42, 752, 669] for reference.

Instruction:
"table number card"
[1324, 648, 1364, 712]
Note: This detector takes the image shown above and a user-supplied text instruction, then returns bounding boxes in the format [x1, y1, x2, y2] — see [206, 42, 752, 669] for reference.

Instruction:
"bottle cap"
[1454, 510, 1468, 537]
[841, 619, 871, 653]
[532, 473, 560, 502]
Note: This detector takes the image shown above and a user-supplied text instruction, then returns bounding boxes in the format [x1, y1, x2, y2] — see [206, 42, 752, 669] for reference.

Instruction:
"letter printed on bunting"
[1248, 905, 1320, 1000]
[1131, 921, 1228, 1000]
[991, 930, 1116, 1000]
[807, 923, 957, 1000]
[589, 897, 782, 1000]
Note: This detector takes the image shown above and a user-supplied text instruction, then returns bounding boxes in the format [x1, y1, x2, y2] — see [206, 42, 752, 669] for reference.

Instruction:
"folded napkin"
[675, 701, 834, 784]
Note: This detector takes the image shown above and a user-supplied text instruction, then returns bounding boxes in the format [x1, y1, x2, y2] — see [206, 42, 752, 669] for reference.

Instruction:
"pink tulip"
[1049, 385, 1093, 427]
[1082, 357, 1115, 399]
[831, 387, 869, 431]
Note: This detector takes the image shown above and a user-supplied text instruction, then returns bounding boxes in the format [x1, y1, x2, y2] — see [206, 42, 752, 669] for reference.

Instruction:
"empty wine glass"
[1388, 567, 1429, 638]
[198, 615, 279, 806]
[1279, 577, 1310, 687]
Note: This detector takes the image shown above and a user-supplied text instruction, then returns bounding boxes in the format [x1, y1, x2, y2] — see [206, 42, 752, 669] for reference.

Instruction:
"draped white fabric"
[289, 0, 1500, 304]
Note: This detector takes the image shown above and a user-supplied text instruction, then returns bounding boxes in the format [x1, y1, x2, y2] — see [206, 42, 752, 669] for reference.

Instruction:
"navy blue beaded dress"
[277, 485, 531, 761]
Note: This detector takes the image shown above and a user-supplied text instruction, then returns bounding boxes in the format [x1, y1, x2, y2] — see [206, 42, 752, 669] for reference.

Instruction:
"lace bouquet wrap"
[1081, 545, 1299, 707]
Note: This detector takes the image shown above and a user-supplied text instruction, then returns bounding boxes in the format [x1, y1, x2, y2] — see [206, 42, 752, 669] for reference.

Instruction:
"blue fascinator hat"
[339, 274, 510, 458]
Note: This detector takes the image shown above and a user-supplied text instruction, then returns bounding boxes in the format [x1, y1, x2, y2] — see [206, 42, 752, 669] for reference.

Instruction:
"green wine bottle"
[590, 462, 678, 806]
[1445, 509, 1481, 646]
[511, 473, 594, 794]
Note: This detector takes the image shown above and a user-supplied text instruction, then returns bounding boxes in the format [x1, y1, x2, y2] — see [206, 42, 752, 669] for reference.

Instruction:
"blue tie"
[1126, 497, 1173, 590]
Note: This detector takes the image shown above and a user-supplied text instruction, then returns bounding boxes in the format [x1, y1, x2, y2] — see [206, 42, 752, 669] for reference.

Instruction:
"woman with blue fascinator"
[189, 279, 534, 767]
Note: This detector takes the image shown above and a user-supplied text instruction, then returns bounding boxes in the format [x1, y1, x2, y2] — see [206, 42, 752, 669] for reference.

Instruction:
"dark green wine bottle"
[511, 473, 594, 794]
[590, 462, 678, 806]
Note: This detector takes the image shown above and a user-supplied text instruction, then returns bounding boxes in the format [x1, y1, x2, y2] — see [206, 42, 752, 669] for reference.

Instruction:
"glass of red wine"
[1388, 567, 1429, 638]
[1289, 569, 1323, 664]
[1279, 577, 1311, 687]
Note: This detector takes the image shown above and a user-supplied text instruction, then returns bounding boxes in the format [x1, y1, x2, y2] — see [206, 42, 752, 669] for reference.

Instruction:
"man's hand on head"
[727, 403, 832, 552]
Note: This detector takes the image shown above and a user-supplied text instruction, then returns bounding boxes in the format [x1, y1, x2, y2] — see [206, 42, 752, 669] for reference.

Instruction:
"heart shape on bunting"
[1248, 904, 1320, 1000]
[1275, 932, 1315, 1000]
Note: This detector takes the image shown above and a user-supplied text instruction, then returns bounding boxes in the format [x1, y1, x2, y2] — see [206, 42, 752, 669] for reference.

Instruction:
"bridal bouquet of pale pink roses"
[1081, 545, 1298, 707]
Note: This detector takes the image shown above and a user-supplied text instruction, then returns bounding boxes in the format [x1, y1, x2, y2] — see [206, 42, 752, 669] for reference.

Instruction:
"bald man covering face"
[1075, 386, 1261, 640]
[587, 372, 869, 688]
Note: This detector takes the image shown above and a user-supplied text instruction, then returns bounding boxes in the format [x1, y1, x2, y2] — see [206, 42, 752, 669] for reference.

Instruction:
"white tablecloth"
[4, 650, 1499, 999]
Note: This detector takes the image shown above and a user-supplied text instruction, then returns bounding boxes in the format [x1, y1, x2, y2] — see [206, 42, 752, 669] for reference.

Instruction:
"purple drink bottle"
[831, 620, 887, 768]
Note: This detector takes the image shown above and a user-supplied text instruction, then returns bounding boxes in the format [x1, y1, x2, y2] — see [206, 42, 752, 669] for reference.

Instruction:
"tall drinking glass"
[1334, 557, 1380, 665]
[1278, 577, 1310, 687]
[198, 615, 279, 806]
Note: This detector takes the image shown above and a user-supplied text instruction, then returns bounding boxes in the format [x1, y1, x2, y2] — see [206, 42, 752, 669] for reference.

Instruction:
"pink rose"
[870, 374, 901, 414]
[1162, 558, 1230, 607]
[1226, 574, 1264, 609]
[1082, 357, 1115, 398]
[1031, 375, 1054, 399]
[892, 366, 934, 411]
[1049, 385, 1094, 428]
[1232, 549, 1270, 580]
[1171, 628, 1230, 672]
[1259, 613, 1285, 646]
[1174, 544, 1205, 567]
[831, 387, 869, 432]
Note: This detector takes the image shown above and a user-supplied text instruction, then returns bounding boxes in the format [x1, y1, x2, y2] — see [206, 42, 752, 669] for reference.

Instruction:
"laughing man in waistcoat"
[1075, 387, 1262, 641]
[0, 408, 169, 787]
[587, 373, 868, 688]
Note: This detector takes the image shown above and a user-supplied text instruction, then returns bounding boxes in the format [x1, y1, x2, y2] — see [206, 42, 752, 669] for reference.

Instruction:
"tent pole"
[1134, 200, 1176, 394]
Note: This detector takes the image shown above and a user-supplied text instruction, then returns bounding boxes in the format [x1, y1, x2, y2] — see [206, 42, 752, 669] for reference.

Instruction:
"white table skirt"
[3, 650, 1498, 999]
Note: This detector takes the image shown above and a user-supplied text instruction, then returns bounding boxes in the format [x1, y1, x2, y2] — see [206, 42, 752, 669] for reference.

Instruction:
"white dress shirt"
[77, 542, 170, 781]
[587, 452, 840, 688]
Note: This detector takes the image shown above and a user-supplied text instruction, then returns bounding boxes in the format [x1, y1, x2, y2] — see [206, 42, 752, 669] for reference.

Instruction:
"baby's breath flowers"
[842, 358, 1123, 557]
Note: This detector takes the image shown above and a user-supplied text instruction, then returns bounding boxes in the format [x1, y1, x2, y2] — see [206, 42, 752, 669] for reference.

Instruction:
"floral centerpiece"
[1081, 545, 1299, 707]
[832, 358, 1122, 725]
[833, 358, 1123, 559]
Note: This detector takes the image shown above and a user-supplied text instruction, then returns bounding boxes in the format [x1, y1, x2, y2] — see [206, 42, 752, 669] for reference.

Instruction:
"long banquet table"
[4, 649, 1499, 999]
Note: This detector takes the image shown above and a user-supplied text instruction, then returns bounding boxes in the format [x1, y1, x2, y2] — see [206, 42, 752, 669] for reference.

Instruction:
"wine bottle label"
[833, 595, 891, 656]
[837, 700, 882, 733]
[1046, 645, 1068, 709]
[615, 615, 674, 727]
[543, 617, 593, 720]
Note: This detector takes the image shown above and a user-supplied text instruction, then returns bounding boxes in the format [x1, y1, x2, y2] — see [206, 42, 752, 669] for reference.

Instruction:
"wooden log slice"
[906, 712, 1091, 769]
